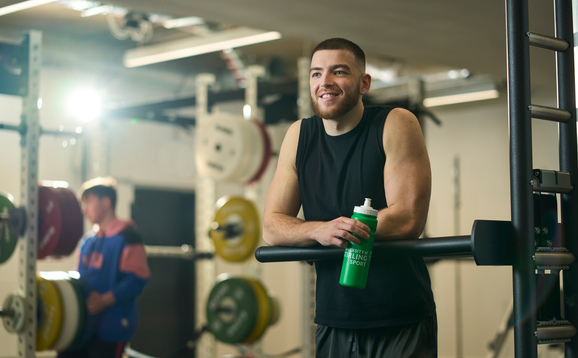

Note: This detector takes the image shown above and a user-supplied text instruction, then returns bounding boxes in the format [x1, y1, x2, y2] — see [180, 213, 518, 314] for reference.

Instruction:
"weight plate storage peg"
[0, 192, 19, 264]
[2, 294, 27, 334]
[37, 274, 64, 351]
[210, 196, 261, 262]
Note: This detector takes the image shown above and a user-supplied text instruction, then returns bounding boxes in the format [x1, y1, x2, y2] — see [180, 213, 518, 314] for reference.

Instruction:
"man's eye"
[311, 72, 320, 78]
[335, 70, 345, 75]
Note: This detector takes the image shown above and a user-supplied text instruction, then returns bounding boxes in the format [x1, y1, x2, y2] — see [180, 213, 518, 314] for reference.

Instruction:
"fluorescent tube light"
[124, 27, 282, 67]
[0, 0, 57, 16]
[423, 89, 499, 107]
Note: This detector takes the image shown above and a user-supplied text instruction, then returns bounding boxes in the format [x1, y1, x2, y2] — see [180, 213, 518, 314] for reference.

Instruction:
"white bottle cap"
[354, 198, 378, 216]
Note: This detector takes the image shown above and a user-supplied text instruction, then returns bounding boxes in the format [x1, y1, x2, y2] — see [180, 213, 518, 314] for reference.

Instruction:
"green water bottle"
[339, 198, 378, 289]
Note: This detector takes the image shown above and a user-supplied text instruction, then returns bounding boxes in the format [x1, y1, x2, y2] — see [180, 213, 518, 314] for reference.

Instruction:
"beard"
[311, 85, 362, 119]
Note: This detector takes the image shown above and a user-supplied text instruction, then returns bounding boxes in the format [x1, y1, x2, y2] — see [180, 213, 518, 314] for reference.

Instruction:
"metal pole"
[505, 0, 537, 357]
[559, 0, 578, 356]
[18, 30, 42, 358]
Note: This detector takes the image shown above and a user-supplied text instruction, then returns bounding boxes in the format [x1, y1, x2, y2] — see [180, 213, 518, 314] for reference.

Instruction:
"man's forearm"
[263, 214, 319, 247]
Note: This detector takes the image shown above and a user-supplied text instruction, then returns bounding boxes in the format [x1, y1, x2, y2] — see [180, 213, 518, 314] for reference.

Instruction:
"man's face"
[81, 193, 109, 224]
[310, 49, 366, 120]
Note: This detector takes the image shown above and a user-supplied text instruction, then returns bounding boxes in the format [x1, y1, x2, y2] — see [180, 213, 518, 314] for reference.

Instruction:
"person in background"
[262, 38, 437, 357]
[58, 177, 150, 358]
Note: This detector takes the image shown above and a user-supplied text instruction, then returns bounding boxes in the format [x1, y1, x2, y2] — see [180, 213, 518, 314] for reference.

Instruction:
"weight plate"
[243, 278, 271, 343]
[37, 274, 64, 351]
[67, 275, 95, 351]
[2, 294, 27, 334]
[195, 114, 268, 184]
[51, 276, 80, 351]
[229, 118, 265, 183]
[38, 186, 63, 260]
[247, 119, 272, 184]
[50, 188, 83, 257]
[0, 192, 18, 264]
[65, 272, 86, 350]
[210, 196, 260, 262]
[206, 274, 258, 344]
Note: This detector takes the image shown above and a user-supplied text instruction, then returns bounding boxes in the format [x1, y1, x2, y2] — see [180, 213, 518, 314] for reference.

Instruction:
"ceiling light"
[124, 27, 282, 67]
[0, 0, 57, 16]
[423, 89, 499, 107]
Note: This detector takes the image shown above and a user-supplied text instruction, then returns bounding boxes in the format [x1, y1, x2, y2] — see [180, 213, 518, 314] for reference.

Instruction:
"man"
[58, 177, 150, 358]
[262, 38, 436, 357]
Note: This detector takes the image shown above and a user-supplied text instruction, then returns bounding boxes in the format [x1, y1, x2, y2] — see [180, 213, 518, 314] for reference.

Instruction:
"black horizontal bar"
[255, 235, 472, 263]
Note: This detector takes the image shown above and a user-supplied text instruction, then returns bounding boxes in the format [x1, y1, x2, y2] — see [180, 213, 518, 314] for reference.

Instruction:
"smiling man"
[262, 38, 437, 357]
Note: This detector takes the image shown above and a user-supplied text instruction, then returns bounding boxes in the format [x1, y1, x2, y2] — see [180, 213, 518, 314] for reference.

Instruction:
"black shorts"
[315, 314, 437, 358]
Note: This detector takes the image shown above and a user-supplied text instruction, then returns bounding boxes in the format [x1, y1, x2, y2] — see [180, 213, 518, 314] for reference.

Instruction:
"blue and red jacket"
[77, 219, 150, 342]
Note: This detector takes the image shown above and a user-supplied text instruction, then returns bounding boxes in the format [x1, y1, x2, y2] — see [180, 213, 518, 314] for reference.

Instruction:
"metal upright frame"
[506, 0, 578, 356]
[19, 29, 42, 358]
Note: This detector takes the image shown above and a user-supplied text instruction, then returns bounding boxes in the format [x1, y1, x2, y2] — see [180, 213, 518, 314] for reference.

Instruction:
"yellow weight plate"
[210, 196, 260, 262]
[243, 278, 271, 344]
[37, 274, 64, 351]
[50, 275, 80, 351]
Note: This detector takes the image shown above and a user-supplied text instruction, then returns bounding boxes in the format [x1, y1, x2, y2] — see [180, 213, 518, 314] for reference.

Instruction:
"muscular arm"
[375, 108, 431, 240]
[262, 120, 369, 248]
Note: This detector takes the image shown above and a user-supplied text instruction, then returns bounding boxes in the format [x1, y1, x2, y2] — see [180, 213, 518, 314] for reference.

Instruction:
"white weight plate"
[195, 114, 246, 181]
[232, 119, 265, 183]
[49, 276, 80, 351]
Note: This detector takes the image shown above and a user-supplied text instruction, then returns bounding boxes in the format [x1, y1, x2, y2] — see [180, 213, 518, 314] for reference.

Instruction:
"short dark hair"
[311, 38, 366, 71]
[80, 177, 117, 210]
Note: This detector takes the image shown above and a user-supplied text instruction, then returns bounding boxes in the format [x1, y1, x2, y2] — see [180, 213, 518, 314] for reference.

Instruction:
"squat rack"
[0, 30, 43, 357]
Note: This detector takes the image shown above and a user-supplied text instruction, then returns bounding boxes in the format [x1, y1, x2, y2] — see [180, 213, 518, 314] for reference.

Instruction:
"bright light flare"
[67, 87, 103, 122]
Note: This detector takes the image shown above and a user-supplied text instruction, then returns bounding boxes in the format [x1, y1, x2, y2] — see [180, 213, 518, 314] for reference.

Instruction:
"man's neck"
[322, 102, 365, 136]
[97, 213, 117, 233]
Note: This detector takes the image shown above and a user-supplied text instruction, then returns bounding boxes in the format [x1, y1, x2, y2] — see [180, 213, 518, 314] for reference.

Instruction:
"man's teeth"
[321, 94, 336, 98]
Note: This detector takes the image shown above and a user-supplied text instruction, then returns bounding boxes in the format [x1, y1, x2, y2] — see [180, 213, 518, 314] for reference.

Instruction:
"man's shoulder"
[119, 225, 144, 245]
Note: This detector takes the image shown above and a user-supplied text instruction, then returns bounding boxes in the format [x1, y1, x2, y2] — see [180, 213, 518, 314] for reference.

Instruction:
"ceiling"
[0, 0, 562, 107]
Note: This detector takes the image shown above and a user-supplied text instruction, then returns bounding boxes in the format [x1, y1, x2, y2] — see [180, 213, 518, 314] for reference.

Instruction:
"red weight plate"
[38, 186, 62, 260]
[248, 119, 272, 184]
[50, 188, 83, 257]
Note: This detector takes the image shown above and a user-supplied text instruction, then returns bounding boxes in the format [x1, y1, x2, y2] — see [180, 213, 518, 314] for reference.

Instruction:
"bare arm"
[262, 120, 369, 247]
[375, 108, 431, 240]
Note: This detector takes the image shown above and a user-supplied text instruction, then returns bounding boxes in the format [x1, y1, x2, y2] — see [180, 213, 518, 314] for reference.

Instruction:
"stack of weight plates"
[206, 274, 280, 345]
[38, 186, 84, 260]
[36, 271, 93, 352]
[195, 113, 271, 184]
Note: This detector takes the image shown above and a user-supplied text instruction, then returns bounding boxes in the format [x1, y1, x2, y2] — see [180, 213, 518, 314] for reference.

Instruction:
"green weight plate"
[0, 192, 18, 264]
[206, 274, 259, 344]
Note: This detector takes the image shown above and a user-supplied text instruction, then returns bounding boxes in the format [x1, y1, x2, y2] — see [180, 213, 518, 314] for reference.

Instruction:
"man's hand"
[312, 217, 370, 248]
[86, 291, 116, 315]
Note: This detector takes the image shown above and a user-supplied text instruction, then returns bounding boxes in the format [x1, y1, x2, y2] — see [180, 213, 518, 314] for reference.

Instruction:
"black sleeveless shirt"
[296, 105, 436, 328]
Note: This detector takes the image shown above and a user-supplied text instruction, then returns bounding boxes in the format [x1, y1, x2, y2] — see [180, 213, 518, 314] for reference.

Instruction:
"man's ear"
[361, 73, 371, 95]
[101, 196, 112, 211]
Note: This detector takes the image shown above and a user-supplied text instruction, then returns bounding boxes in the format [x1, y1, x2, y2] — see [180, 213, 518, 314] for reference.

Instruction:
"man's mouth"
[321, 93, 337, 99]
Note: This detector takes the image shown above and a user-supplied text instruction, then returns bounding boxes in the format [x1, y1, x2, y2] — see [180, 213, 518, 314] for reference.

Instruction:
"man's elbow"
[399, 217, 427, 239]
